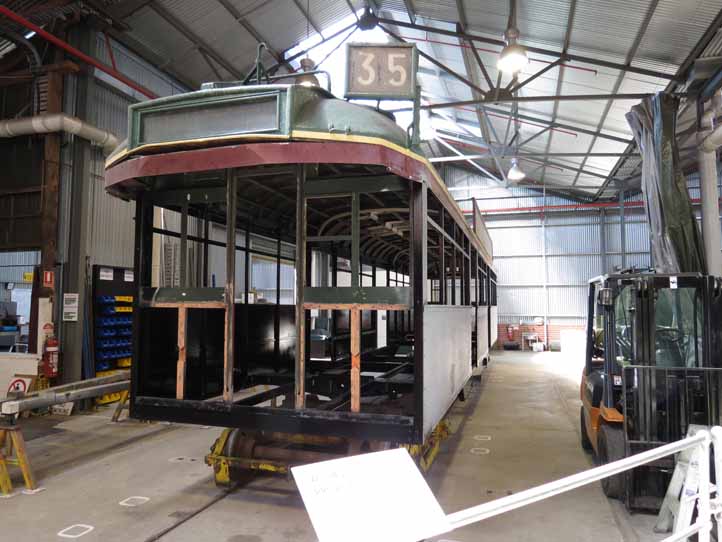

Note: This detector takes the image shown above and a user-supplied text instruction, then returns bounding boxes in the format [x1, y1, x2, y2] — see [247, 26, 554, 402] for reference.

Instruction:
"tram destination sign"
[345, 43, 418, 100]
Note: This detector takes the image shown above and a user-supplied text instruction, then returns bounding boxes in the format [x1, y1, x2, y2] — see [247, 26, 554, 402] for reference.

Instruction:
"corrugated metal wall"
[86, 84, 135, 267]
[443, 166, 716, 328]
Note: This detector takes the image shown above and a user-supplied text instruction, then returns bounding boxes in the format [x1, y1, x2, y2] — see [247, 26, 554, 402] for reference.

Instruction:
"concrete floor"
[2, 351, 663, 541]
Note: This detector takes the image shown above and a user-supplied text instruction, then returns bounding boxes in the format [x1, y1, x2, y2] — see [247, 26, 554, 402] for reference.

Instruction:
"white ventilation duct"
[0, 113, 119, 155]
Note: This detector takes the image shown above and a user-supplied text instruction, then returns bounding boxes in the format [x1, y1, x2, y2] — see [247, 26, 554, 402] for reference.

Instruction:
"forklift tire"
[597, 423, 626, 499]
[580, 406, 593, 452]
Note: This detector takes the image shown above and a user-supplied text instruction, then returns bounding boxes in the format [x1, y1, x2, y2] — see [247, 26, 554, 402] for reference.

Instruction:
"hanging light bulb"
[498, 27, 528, 75]
[507, 159, 526, 182]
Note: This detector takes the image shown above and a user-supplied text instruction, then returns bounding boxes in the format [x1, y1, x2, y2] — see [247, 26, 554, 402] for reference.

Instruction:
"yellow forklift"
[580, 271, 722, 509]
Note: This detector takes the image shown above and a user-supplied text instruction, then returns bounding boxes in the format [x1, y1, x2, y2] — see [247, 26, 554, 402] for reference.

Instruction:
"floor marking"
[168, 456, 200, 463]
[22, 487, 46, 495]
[119, 496, 150, 507]
[470, 447, 490, 455]
[474, 435, 492, 441]
[57, 524, 94, 538]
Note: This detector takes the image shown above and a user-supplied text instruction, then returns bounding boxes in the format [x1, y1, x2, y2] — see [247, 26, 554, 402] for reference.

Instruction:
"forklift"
[580, 271, 722, 509]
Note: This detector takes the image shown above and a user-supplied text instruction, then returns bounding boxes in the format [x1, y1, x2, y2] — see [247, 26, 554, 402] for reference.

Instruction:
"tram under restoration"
[104, 82, 497, 460]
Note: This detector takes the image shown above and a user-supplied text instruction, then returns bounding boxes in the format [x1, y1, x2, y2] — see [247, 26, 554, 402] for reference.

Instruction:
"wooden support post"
[176, 306, 187, 399]
[350, 307, 361, 413]
[295, 165, 307, 409]
[224, 170, 237, 403]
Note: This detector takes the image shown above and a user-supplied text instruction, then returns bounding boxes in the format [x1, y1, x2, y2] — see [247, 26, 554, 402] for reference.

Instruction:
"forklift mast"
[586, 272, 722, 445]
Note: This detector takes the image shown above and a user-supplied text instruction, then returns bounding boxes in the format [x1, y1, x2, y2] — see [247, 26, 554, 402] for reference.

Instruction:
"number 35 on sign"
[345, 43, 418, 100]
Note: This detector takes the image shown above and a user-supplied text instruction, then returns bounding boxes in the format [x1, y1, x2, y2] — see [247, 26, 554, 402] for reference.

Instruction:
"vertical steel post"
[411, 181, 428, 441]
[351, 192, 360, 287]
[620, 190, 627, 270]
[274, 233, 281, 370]
[180, 201, 188, 287]
[411, 84, 422, 147]
[600, 209, 607, 274]
[295, 165, 307, 409]
[202, 210, 209, 287]
[223, 170, 237, 403]
[244, 222, 251, 304]
[440, 210, 446, 304]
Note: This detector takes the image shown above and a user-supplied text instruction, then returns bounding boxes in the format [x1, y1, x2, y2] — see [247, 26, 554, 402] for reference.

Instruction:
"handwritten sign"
[292, 448, 450, 542]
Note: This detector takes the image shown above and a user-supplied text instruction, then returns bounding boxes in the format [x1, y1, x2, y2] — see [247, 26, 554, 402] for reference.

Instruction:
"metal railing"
[446, 427, 722, 542]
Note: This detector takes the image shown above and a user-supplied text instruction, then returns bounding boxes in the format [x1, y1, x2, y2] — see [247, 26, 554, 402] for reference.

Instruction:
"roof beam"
[379, 24, 486, 96]
[291, 0, 323, 36]
[213, 0, 289, 70]
[431, 107, 632, 145]
[372, 14, 678, 81]
[572, 0, 659, 186]
[540, 0, 576, 186]
[456, 0, 506, 182]
[431, 152, 635, 162]
[148, 1, 242, 79]
[103, 0, 153, 20]
[596, 7, 722, 199]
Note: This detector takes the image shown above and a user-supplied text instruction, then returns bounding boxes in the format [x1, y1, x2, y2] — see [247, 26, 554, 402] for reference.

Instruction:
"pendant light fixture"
[498, 0, 528, 75]
[507, 159, 526, 181]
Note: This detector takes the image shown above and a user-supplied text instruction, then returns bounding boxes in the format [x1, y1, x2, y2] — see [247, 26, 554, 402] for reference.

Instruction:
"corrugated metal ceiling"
[3, 0, 722, 200]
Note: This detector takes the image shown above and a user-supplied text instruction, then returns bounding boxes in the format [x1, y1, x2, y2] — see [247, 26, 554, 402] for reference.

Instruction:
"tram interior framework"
[131, 159, 496, 445]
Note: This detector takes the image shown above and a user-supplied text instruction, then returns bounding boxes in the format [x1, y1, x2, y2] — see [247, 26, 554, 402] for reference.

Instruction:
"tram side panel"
[477, 304, 490, 364]
[422, 305, 473, 439]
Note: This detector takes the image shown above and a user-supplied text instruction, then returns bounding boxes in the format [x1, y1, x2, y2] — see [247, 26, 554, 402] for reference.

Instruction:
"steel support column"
[61, 26, 95, 383]
[411, 181, 427, 441]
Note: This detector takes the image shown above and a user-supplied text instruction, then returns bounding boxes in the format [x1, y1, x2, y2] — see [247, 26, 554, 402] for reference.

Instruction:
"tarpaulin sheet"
[626, 92, 706, 274]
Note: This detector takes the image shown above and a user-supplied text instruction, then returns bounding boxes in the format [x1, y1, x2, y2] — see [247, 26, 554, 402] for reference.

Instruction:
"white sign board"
[62, 293, 79, 322]
[124, 269, 134, 282]
[99, 267, 114, 281]
[292, 448, 450, 542]
[345, 44, 418, 100]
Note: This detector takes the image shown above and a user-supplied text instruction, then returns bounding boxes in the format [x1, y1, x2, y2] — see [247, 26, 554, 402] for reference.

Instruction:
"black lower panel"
[132, 396, 417, 443]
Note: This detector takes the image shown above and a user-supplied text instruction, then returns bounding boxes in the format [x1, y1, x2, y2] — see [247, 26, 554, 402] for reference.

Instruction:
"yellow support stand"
[111, 390, 130, 422]
[0, 425, 36, 496]
[405, 420, 450, 472]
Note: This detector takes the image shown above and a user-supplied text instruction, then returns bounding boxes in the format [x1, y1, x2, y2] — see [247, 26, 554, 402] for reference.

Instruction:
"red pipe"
[0, 6, 157, 99]
[462, 197, 714, 215]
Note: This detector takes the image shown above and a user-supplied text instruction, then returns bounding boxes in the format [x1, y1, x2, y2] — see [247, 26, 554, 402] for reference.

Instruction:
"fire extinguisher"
[507, 326, 514, 341]
[42, 336, 59, 379]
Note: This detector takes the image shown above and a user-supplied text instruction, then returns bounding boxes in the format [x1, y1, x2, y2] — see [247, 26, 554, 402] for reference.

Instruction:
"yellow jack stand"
[112, 390, 130, 422]
[0, 425, 36, 496]
[405, 420, 450, 472]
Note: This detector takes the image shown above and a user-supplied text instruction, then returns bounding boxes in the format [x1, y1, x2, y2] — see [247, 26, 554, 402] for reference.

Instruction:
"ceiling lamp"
[507, 159, 526, 182]
[497, 0, 528, 75]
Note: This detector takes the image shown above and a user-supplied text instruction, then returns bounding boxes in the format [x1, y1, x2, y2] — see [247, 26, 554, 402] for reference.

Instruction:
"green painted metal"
[304, 286, 411, 306]
[123, 83, 411, 154]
